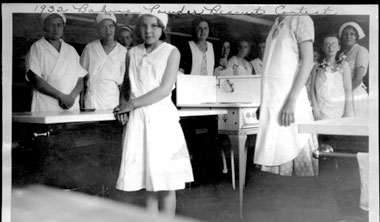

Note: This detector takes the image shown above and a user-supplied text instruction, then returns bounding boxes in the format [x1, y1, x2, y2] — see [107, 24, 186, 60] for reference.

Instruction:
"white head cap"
[96, 12, 117, 24]
[339, 22, 366, 40]
[120, 25, 133, 33]
[40, 13, 66, 27]
[138, 12, 168, 29]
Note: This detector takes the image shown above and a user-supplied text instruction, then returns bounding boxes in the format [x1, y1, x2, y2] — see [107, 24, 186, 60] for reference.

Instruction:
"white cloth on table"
[25, 37, 87, 112]
[80, 40, 127, 110]
[116, 43, 194, 192]
[357, 152, 369, 211]
[188, 40, 215, 76]
[254, 16, 318, 176]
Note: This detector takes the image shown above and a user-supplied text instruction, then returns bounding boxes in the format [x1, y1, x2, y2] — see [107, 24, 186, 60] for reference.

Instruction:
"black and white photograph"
[2, 3, 379, 222]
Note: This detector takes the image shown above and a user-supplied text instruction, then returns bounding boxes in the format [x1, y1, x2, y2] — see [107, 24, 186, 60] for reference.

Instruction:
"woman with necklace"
[179, 17, 215, 76]
[338, 21, 369, 117]
[310, 33, 354, 120]
[214, 40, 232, 76]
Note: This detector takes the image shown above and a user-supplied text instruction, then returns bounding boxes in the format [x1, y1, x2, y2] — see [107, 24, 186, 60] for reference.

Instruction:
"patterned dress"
[314, 62, 347, 119]
[116, 42, 194, 192]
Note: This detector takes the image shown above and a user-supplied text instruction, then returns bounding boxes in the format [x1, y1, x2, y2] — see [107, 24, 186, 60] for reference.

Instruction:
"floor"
[12, 133, 369, 222]
[108, 155, 369, 222]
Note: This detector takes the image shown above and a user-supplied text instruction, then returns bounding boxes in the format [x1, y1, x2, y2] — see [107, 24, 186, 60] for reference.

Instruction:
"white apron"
[25, 37, 87, 112]
[254, 16, 316, 166]
[81, 40, 127, 110]
[340, 44, 369, 117]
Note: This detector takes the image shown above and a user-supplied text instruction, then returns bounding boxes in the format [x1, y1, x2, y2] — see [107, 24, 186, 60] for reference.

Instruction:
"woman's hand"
[59, 94, 75, 109]
[113, 102, 133, 125]
[280, 97, 296, 126]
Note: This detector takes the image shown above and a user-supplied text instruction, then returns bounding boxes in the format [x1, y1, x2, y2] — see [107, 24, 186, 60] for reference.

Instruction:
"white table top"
[12, 108, 228, 124]
[178, 103, 260, 108]
[298, 117, 369, 136]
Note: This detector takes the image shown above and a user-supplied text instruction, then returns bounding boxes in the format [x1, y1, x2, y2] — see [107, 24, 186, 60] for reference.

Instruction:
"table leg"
[228, 134, 248, 218]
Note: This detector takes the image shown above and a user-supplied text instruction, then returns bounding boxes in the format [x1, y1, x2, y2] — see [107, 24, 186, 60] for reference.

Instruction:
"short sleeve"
[72, 49, 87, 78]
[117, 50, 127, 85]
[25, 43, 42, 81]
[80, 45, 90, 71]
[355, 46, 369, 70]
[295, 16, 314, 44]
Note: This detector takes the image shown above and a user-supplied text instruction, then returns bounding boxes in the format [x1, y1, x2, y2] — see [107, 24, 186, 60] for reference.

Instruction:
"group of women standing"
[25, 12, 370, 217]
[179, 17, 263, 77]
[255, 17, 369, 176]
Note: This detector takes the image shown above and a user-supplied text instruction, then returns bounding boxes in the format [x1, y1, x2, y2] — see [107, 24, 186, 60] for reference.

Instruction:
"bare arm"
[310, 66, 321, 120]
[342, 62, 355, 117]
[70, 77, 84, 100]
[352, 66, 366, 90]
[27, 70, 74, 109]
[118, 47, 181, 113]
[280, 40, 314, 126]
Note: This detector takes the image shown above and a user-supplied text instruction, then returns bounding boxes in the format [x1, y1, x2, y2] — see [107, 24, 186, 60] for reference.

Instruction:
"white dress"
[227, 56, 253, 75]
[254, 16, 318, 176]
[116, 43, 194, 192]
[340, 44, 369, 117]
[250, 58, 263, 75]
[25, 37, 87, 112]
[314, 62, 347, 119]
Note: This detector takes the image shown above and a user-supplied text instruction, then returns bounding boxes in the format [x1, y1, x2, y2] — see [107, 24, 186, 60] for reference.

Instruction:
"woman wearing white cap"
[116, 25, 134, 50]
[80, 12, 127, 110]
[25, 13, 87, 112]
[338, 21, 369, 117]
[114, 12, 193, 216]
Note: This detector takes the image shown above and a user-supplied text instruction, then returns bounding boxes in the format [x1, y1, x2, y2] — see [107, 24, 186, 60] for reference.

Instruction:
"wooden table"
[299, 117, 369, 158]
[12, 109, 227, 194]
[12, 109, 227, 124]
[298, 117, 369, 136]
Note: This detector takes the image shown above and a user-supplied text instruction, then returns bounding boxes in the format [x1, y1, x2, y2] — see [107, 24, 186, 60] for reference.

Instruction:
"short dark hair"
[321, 32, 341, 63]
[190, 17, 210, 41]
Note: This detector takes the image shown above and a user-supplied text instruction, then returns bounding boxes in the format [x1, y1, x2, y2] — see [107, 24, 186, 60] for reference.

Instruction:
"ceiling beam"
[218, 15, 274, 27]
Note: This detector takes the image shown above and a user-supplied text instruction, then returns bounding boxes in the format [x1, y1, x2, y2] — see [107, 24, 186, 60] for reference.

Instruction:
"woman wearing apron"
[338, 22, 369, 117]
[254, 16, 318, 176]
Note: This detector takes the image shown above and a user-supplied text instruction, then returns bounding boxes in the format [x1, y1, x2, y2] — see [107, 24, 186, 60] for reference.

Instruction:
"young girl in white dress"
[114, 12, 194, 217]
[311, 33, 354, 120]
